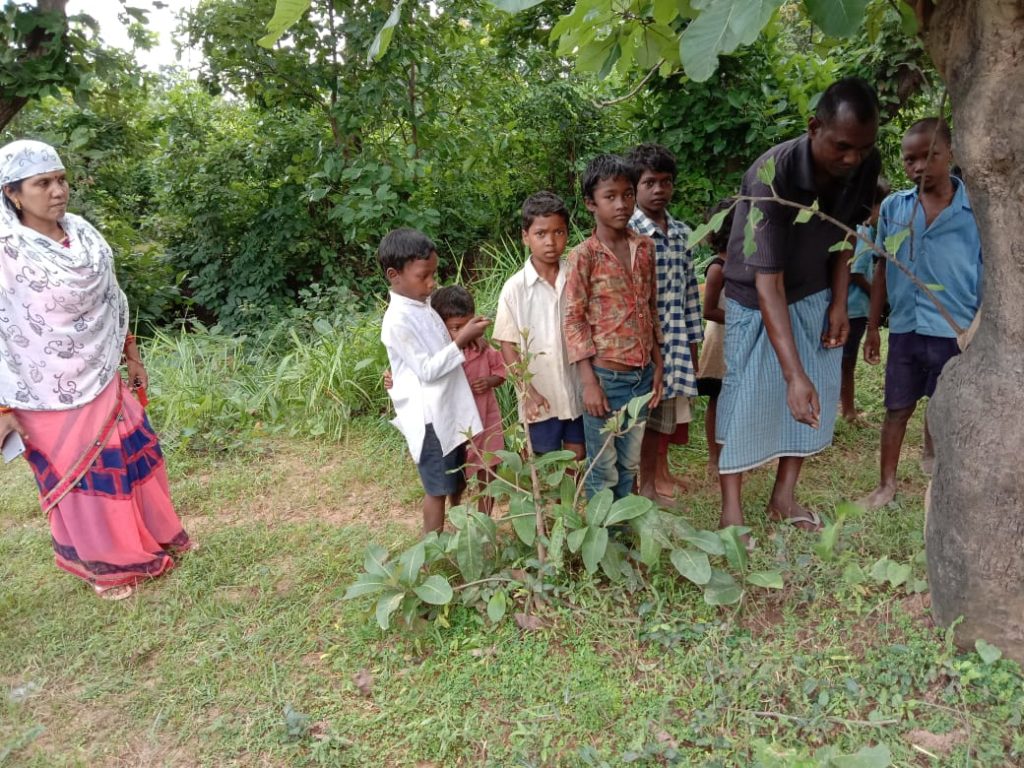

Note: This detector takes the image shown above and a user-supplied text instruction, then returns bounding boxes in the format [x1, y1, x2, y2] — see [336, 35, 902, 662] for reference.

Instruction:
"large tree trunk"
[0, 0, 68, 132]
[923, 0, 1024, 662]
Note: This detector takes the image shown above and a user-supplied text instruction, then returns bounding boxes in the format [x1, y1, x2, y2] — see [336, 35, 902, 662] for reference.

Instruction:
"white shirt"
[492, 259, 583, 423]
[381, 292, 482, 463]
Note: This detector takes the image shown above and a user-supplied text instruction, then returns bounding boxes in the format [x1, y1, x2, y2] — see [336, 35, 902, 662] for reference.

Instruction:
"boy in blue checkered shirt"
[627, 144, 703, 502]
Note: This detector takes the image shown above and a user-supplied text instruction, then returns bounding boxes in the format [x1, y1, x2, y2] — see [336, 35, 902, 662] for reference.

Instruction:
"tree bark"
[922, 0, 1024, 662]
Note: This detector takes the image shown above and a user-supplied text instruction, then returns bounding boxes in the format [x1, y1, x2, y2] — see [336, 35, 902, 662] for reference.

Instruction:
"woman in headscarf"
[0, 139, 191, 600]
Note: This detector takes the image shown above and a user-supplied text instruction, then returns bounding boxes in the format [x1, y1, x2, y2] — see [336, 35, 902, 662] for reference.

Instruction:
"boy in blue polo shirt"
[861, 118, 982, 509]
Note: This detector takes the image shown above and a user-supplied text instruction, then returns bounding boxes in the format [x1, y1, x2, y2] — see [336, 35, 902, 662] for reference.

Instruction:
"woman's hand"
[0, 410, 27, 447]
[125, 358, 148, 391]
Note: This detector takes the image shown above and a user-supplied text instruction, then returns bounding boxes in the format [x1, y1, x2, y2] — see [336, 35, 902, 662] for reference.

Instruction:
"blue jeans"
[582, 364, 653, 500]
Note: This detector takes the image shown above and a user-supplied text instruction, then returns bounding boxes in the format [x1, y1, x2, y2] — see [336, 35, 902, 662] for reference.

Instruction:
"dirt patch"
[180, 440, 419, 534]
[904, 727, 968, 757]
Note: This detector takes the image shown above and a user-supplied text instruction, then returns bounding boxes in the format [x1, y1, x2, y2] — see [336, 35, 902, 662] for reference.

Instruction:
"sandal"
[766, 504, 824, 532]
[95, 584, 135, 601]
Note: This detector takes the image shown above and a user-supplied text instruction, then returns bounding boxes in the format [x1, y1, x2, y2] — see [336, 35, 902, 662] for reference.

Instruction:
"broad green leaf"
[681, 530, 725, 556]
[413, 575, 453, 605]
[343, 573, 389, 599]
[581, 525, 609, 574]
[975, 638, 1003, 665]
[794, 207, 814, 224]
[813, 515, 843, 562]
[626, 391, 654, 420]
[487, 590, 507, 622]
[690, 205, 731, 246]
[746, 570, 784, 589]
[533, 450, 577, 468]
[599, 540, 627, 582]
[375, 590, 404, 630]
[494, 450, 523, 473]
[257, 0, 312, 48]
[448, 505, 469, 531]
[634, 512, 663, 566]
[456, 517, 484, 581]
[508, 496, 536, 546]
[469, 510, 498, 543]
[756, 156, 776, 187]
[883, 228, 910, 255]
[670, 547, 712, 585]
[743, 206, 763, 258]
[718, 525, 749, 570]
[803, 0, 870, 38]
[486, 0, 546, 11]
[577, 36, 618, 75]
[869, 556, 891, 583]
[679, 0, 780, 82]
[703, 570, 743, 606]
[367, 1, 404, 62]
[604, 495, 654, 527]
[653, 0, 678, 25]
[548, 516, 565, 570]
[397, 542, 425, 586]
[885, 561, 912, 588]
[895, 2, 918, 35]
[830, 742, 892, 768]
[923, 283, 945, 292]
[567, 526, 587, 554]
[363, 544, 392, 579]
[829, 238, 854, 252]
[586, 489, 614, 527]
[560, 475, 576, 508]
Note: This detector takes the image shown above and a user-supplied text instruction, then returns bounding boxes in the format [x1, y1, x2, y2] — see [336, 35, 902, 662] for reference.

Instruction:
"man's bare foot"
[765, 500, 823, 531]
[860, 484, 897, 510]
[655, 477, 683, 499]
[842, 411, 871, 428]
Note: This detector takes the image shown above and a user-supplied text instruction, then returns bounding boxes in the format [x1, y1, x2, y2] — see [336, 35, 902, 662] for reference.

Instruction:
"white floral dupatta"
[0, 206, 128, 411]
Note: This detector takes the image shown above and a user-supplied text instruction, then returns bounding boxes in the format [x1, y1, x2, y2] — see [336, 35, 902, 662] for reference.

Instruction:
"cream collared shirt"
[381, 292, 482, 463]
[492, 259, 583, 423]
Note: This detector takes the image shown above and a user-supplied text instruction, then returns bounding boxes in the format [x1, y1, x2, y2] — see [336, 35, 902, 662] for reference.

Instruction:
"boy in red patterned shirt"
[564, 154, 664, 499]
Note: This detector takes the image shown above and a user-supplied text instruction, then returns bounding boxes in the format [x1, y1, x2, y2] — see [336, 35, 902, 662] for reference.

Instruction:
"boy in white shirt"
[379, 228, 490, 532]
[493, 192, 585, 460]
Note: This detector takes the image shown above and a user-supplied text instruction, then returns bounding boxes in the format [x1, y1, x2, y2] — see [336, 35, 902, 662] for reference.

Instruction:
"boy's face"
[442, 314, 473, 341]
[635, 169, 674, 217]
[522, 213, 568, 267]
[901, 130, 952, 193]
[585, 175, 636, 231]
[387, 252, 438, 302]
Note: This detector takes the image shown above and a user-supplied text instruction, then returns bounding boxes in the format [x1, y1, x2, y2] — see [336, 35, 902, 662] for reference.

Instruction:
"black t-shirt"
[724, 134, 881, 309]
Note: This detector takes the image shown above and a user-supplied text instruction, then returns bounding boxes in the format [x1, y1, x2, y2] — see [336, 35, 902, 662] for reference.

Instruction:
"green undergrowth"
[2, 339, 1023, 767]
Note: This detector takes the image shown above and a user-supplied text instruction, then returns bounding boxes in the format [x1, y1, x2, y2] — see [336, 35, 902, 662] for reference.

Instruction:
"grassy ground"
[2, 353, 1022, 767]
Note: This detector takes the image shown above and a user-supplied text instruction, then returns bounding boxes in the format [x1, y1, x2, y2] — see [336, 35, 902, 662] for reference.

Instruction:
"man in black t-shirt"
[716, 77, 881, 539]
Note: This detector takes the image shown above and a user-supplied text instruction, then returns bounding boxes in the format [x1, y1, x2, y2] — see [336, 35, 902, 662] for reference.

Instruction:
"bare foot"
[655, 478, 682, 499]
[765, 500, 823, 532]
[842, 411, 871, 428]
[860, 484, 897, 510]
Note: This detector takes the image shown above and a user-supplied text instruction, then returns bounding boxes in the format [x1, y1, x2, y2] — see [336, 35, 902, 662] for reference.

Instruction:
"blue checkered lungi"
[716, 289, 842, 474]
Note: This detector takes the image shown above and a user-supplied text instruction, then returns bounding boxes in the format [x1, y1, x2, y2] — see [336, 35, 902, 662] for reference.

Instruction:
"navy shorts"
[843, 316, 868, 360]
[417, 424, 466, 497]
[528, 416, 584, 453]
[884, 331, 960, 410]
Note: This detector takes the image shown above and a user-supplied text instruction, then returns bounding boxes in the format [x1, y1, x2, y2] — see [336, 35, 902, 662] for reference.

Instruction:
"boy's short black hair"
[521, 191, 569, 231]
[581, 154, 637, 201]
[378, 227, 436, 273]
[815, 77, 879, 126]
[627, 143, 678, 180]
[705, 198, 736, 255]
[431, 285, 475, 320]
[905, 117, 952, 147]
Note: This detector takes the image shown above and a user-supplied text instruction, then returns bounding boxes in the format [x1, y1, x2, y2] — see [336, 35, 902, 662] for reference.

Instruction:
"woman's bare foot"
[765, 500, 823, 532]
[860, 484, 897, 510]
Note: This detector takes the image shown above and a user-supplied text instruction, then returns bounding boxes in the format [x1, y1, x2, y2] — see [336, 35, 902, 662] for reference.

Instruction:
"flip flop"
[766, 506, 824, 532]
[95, 584, 135, 601]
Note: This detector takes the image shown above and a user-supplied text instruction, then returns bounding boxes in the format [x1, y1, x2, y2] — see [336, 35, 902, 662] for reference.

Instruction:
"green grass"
[2, 343, 1023, 767]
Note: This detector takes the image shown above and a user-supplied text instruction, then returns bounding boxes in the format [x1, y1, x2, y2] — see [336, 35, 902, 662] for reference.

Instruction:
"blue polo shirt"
[876, 177, 982, 338]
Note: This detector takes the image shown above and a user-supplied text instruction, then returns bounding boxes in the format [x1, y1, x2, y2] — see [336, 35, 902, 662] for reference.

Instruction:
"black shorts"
[696, 378, 722, 398]
[884, 331, 960, 410]
[417, 424, 466, 497]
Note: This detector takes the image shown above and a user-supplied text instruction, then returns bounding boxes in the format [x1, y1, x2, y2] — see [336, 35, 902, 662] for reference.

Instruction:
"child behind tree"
[432, 285, 506, 515]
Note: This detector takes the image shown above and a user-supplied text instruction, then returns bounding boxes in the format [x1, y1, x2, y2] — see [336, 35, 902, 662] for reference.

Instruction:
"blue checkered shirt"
[629, 209, 702, 398]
